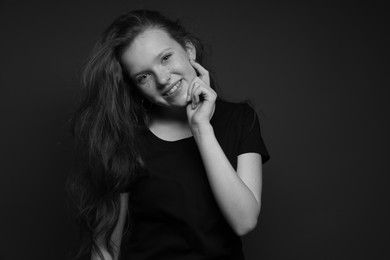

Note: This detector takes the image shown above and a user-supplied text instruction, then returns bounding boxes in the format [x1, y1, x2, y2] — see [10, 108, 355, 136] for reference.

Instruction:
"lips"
[163, 79, 182, 97]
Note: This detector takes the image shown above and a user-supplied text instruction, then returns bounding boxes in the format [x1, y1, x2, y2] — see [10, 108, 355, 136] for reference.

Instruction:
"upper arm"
[235, 103, 268, 206]
[237, 153, 263, 205]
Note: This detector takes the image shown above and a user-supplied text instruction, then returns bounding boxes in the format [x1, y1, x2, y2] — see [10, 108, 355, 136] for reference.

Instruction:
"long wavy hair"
[67, 9, 207, 259]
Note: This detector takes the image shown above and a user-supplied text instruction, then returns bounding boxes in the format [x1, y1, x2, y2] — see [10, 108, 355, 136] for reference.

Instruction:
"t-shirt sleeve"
[237, 103, 270, 164]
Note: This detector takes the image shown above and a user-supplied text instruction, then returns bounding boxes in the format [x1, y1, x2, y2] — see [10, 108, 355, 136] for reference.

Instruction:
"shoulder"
[211, 99, 259, 139]
[215, 98, 254, 115]
[215, 98, 249, 109]
[213, 98, 257, 123]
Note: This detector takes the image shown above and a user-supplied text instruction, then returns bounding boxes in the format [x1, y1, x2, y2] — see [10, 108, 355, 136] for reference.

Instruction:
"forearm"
[91, 247, 116, 260]
[91, 193, 128, 260]
[192, 124, 260, 235]
[91, 230, 121, 260]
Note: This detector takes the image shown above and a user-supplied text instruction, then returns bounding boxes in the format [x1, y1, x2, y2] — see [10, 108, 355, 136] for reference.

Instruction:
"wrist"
[191, 123, 214, 139]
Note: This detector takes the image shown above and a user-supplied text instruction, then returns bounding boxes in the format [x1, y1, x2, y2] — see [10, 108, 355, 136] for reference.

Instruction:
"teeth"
[166, 85, 177, 96]
[166, 80, 181, 96]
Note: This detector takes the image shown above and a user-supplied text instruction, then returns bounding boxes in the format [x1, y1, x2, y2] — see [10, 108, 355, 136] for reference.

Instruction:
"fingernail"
[186, 94, 190, 102]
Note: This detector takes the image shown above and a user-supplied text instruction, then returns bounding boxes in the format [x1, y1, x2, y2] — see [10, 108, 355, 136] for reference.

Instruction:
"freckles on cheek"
[174, 55, 188, 67]
[175, 58, 195, 74]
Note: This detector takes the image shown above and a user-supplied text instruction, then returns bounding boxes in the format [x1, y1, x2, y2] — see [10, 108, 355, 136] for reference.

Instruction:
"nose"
[155, 68, 171, 87]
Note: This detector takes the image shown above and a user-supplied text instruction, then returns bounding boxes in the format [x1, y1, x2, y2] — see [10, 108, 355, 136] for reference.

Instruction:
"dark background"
[0, 1, 389, 260]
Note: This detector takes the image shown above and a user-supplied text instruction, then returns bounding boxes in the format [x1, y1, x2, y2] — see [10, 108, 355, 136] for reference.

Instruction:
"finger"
[187, 77, 199, 102]
[190, 59, 210, 85]
[191, 82, 201, 109]
[192, 84, 217, 110]
[190, 59, 208, 79]
[193, 84, 216, 103]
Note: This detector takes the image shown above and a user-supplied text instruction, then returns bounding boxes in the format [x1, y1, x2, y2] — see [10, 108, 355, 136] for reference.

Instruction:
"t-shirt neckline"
[146, 127, 194, 144]
[145, 100, 219, 145]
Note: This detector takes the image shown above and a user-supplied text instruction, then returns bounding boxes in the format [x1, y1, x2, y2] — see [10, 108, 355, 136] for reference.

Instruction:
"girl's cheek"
[138, 82, 154, 97]
[176, 56, 190, 69]
[171, 56, 195, 77]
[181, 59, 196, 75]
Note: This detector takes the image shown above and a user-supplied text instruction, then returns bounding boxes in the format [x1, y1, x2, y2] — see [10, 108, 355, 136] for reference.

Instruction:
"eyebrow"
[131, 47, 173, 78]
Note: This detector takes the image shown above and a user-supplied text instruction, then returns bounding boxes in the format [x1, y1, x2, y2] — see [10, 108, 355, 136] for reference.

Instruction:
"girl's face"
[121, 28, 197, 108]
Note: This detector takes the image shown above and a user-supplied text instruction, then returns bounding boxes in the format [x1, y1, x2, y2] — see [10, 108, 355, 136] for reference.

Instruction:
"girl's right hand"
[186, 59, 217, 129]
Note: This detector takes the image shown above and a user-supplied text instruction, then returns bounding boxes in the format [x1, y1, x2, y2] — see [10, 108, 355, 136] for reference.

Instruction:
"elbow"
[234, 215, 259, 236]
[234, 203, 261, 236]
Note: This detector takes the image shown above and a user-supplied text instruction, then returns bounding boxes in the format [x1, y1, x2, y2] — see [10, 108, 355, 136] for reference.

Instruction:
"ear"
[185, 41, 196, 60]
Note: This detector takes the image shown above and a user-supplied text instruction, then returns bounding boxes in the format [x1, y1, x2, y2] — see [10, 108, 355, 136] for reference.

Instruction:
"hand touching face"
[186, 59, 217, 127]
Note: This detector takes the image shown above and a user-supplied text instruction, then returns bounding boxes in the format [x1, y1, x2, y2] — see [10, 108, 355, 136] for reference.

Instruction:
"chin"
[171, 100, 188, 108]
[167, 93, 188, 107]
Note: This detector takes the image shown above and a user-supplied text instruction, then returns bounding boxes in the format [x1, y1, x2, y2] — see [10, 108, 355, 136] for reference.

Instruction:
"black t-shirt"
[121, 99, 270, 260]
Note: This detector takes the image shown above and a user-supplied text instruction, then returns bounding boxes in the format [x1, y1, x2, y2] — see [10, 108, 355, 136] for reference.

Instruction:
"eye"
[136, 73, 150, 84]
[162, 53, 172, 63]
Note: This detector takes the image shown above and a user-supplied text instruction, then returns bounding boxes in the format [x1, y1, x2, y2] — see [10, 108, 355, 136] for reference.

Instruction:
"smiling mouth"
[164, 80, 182, 97]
